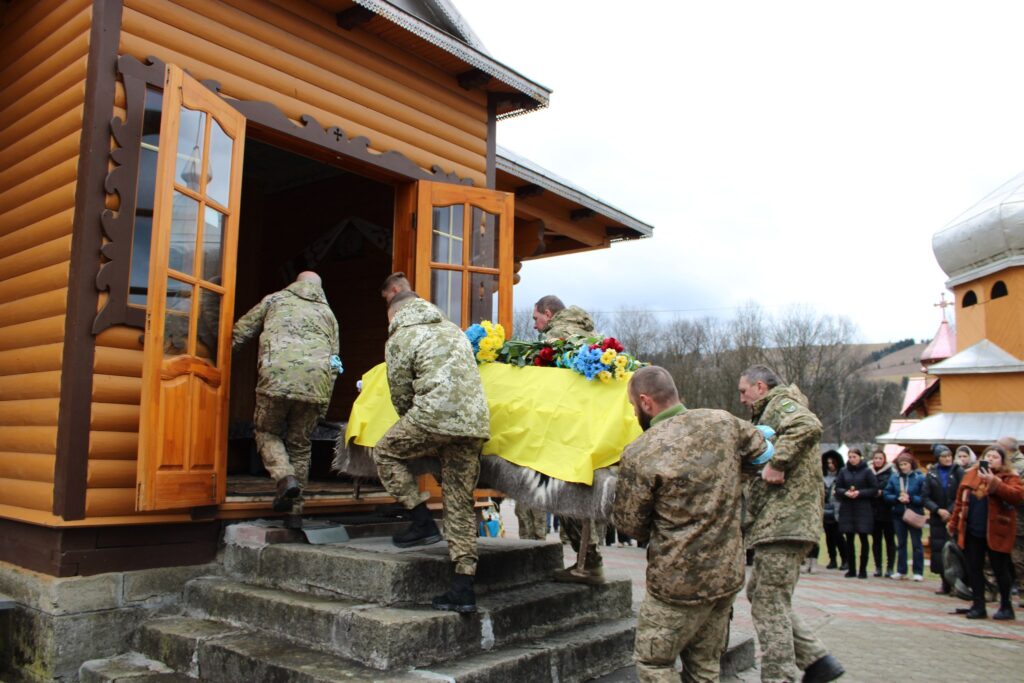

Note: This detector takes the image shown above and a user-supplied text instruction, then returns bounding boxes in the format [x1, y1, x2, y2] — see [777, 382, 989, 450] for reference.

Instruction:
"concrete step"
[224, 536, 564, 605]
[183, 575, 633, 669]
[137, 614, 635, 682]
[79, 652, 192, 682]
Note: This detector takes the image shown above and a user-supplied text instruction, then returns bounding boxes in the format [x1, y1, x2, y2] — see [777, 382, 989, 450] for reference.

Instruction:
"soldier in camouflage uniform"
[514, 501, 547, 540]
[376, 283, 490, 613]
[613, 366, 768, 683]
[232, 272, 340, 529]
[738, 365, 844, 683]
[533, 294, 606, 581]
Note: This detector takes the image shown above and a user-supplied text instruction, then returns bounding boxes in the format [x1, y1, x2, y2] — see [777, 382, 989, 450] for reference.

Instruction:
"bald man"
[233, 272, 340, 528]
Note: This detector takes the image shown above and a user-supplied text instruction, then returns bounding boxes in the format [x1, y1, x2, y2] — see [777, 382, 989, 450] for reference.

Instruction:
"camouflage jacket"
[232, 281, 339, 404]
[541, 305, 596, 340]
[385, 297, 489, 439]
[1011, 450, 1024, 536]
[744, 384, 824, 548]
[612, 406, 767, 605]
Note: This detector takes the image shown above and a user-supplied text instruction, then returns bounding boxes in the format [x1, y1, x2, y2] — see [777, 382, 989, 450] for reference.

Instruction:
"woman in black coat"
[923, 444, 963, 594]
[835, 448, 880, 578]
[869, 449, 896, 577]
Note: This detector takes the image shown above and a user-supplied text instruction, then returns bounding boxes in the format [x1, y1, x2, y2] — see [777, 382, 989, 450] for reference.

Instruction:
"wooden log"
[89, 430, 139, 460]
[85, 487, 136, 517]
[0, 157, 80, 222]
[0, 180, 77, 239]
[0, 235, 72, 282]
[96, 326, 145, 351]
[2, 31, 89, 109]
[0, 57, 87, 130]
[0, 0, 89, 74]
[0, 207, 75, 262]
[92, 373, 142, 405]
[87, 458, 136, 488]
[0, 315, 65, 353]
[0, 451, 56, 483]
[0, 132, 79, 196]
[0, 477, 53, 512]
[0, 344, 64, 377]
[214, 0, 485, 118]
[94, 346, 145, 377]
[132, 0, 486, 139]
[0, 426, 58, 454]
[0, 96, 81, 166]
[0, 263, 70, 306]
[0, 3, 91, 91]
[0, 370, 62, 401]
[91, 402, 141, 432]
[0, 398, 60, 426]
[0, 288, 67, 329]
[0, 105, 84, 171]
[118, 34, 486, 184]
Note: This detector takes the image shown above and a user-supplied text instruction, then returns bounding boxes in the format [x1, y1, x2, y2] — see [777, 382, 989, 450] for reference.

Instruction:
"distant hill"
[854, 341, 929, 383]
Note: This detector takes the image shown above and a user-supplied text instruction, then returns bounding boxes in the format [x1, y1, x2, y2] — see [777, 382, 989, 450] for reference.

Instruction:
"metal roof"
[921, 319, 955, 363]
[876, 411, 1024, 444]
[900, 376, 939, 416]
[928, 339, 1024, 375]
[497, 146, 654, 238]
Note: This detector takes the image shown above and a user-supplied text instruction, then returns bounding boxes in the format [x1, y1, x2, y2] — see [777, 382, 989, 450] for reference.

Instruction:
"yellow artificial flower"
[479, 337, 493, 352]
[614, 367, 626, 380]
[600, 349, 617, 365]
[477, 350, 497, 362]
[494, 323, 506, 339]
[481, 320, 494, 334]
[598, 370, 612, 383]
[615, 355, 629, 369]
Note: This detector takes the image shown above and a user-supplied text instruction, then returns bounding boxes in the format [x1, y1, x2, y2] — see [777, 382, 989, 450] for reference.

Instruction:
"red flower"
[533, 356, 544, 366]
[601, 337, 624, 353]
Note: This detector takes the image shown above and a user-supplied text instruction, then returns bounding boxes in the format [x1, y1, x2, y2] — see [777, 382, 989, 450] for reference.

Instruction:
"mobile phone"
[979, 460, 990, 472]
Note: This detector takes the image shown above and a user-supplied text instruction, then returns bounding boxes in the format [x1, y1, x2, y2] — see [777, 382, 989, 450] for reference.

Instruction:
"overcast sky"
[456, 0, 1024, 343]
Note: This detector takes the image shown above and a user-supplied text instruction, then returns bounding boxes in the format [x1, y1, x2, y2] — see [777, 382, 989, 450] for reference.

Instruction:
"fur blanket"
[333, 441, 618, 522]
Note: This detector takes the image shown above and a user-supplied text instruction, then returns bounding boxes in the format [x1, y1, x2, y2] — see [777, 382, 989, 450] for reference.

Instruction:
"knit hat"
[932, 443, 952, 457]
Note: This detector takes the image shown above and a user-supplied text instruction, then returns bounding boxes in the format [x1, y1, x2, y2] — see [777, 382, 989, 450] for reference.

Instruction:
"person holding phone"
[947, 444, 1024, 619]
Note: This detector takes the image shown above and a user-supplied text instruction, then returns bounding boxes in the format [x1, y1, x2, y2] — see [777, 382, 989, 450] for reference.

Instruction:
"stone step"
[138, 614, 635, 682]
[79, 652, 192, 682]
[224, 536, 564, 605]
[183, 575, 633, 669]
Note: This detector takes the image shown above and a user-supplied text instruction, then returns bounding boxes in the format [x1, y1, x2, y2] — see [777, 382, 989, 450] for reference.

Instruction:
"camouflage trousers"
[634, 591, 735, 683]
[374, 416, 483, 576]
[254, 394, 325, 514]
[1014, 534, 1024, 593]
[514, 501, 547, 540]
[747, 541, 828, 682]
[560, 516, 604, 569]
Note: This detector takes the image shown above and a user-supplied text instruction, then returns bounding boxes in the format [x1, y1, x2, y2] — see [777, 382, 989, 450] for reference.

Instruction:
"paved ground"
[498, 502, 1024, 682]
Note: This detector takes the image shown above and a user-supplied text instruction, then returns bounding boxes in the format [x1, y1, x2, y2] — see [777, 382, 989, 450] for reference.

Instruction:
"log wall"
[0, 0, 93, 518]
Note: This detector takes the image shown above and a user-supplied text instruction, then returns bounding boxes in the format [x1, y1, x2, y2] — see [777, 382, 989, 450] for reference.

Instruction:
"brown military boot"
[273, 475, 301, 512]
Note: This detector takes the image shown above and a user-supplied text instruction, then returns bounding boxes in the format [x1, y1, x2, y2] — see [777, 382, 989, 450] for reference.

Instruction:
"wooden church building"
[0, 0, 653, 578]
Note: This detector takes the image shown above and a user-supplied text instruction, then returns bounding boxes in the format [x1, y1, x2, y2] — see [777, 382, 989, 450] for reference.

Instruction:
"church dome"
[933, 170, 1024, 286]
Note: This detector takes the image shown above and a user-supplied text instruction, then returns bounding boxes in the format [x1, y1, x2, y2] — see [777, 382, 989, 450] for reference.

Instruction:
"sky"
[454, 0, 1024, 343]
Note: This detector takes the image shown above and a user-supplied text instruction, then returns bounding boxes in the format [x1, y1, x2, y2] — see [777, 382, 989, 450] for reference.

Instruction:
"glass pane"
[168, 191, 199, 275]
[201, 208, 225, 283]
[431, 269, 462, 327]
[128, 88, 164, 307]
[195, 288, 221, 366]
[469, 208, 499, 268]
[470, 272, 498, 325]
[206, 119, 233, 208]
[164, 277, 193, 357]
[431, 205, 463, 265]
[175, 107, 206, 192]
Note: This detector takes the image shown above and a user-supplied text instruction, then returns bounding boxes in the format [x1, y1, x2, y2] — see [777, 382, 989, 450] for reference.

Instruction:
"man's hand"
[761, 463, 785, 484]
[938, 509, 950, 522]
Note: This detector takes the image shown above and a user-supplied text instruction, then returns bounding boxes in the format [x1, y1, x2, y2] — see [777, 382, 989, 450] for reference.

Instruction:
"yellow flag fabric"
[344, 362, 642, 485]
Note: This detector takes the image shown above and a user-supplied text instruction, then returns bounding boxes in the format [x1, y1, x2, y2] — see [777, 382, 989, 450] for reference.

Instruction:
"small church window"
[962, 290, 977, 307]
[991, 280, 1008, 299]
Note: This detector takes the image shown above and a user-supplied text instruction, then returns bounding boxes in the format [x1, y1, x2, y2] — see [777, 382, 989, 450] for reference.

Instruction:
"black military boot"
[284, 513, 303, 530]
[431, 573, 476, 613]
[273, 475, 301, 512]
[802, 654, 845, 683]
[392, 502, 442, 548]
[965, 602, 987, 619]
[993, 600, 1015, 620]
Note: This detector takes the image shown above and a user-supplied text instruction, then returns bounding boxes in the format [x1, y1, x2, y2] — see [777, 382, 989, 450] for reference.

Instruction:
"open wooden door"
[413, 181, 514, 331]
[136, 65, 245, 511]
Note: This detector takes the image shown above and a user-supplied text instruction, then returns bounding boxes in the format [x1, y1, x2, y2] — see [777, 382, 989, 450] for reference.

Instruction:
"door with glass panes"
[413, 181, 514, 330]
[136, 64, 245, 511]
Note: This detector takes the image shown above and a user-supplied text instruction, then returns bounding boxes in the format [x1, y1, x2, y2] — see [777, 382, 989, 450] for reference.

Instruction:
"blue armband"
[751, 424, 776, 465]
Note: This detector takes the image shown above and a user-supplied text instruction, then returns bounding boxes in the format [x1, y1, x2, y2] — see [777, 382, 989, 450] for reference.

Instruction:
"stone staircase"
[79, 530, 637, 682]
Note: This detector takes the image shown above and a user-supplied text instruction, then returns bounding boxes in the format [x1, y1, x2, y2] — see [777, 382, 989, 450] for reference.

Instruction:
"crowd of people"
[819, 440, 1024, 620]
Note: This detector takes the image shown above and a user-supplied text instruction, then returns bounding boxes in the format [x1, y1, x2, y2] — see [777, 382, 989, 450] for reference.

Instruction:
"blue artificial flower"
[465, 324, 486, 354]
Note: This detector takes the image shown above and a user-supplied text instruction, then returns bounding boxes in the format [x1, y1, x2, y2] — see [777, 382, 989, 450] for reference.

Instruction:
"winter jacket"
[821, 451, 843, 524]
[385, 297, 490, 439]
[744, 385, 824, 548]
[541, 306, 596, 340]
[870, 462, 895, 524]
[922, 463, 964, 526]
[948, 466, 1024, 553]
[835, 461, 879, 534]
[232, 280, 340, 404]
[883, 469, 926, 518]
